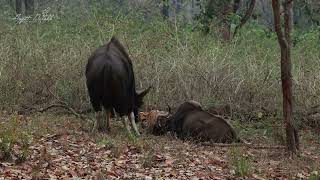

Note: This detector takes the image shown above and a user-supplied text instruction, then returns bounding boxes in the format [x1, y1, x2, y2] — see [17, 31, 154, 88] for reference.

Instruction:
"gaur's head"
[134, 86, 152, 121]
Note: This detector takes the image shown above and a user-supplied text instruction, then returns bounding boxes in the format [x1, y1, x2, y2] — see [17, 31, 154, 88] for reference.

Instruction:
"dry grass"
[0, 3, 319, 130]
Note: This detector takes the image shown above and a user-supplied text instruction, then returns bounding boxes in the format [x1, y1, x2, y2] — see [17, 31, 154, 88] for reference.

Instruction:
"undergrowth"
[0, 114, 33, 163]
[0, 1, 319, 129]
[229, 147, 252, 177]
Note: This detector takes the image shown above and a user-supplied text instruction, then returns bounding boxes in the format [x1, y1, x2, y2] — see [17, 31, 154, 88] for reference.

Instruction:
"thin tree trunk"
[233, 0, 241, 13]
[284, 0, 293, 46]
[220, 2, 233, 41]
[16, 0, 22, 14]
[283, 0, 300, 152]
[233, 0, 256, 37]
[162, 0, 170, 19]
[25, 0, 34, 15]
[174, 0, 182, 13]
[272, 0, 299, 155]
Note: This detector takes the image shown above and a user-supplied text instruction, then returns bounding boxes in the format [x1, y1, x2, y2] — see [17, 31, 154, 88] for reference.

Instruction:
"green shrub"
[230, 148, 252, 177]
[0, 1, 319, 129]
[0, 114, 33, 162]
[308, 171, 319, 180]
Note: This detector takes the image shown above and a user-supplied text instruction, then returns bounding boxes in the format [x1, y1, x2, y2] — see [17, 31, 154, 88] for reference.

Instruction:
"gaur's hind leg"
[104, 108, 111, 132]
[122, 116, 132, 136]
[87, 83, 106, 132]
[91, 104, 107, 132]
[130, 112, 140, 136]
[112, 108, 118, 119]
[96, 111, 107, 132]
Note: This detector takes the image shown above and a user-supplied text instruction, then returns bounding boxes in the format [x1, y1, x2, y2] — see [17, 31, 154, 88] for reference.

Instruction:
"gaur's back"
[181, 110, 238, 143]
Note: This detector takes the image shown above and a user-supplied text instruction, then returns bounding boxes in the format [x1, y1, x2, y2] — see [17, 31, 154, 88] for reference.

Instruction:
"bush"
[0, 1, 319, 129]
[0, 114, 33, 163]
[229, 147, 252, 177]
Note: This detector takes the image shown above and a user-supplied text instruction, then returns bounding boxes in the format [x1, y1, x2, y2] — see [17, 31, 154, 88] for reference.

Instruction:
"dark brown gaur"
[85, 36, 151, 135]
[153, 100, 241, 143]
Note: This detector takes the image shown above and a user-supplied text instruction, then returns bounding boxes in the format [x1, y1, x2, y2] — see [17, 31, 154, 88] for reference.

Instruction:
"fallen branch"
[42, 82, 94, 123]
[37, 104, 70, 113]
[201, 142, 286, 149]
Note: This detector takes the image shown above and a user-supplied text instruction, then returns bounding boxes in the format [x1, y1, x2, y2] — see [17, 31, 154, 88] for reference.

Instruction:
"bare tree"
[162, 0, 170, 19]
[16, 0, 34, 15]
[233, 0, 256, 37]
[271, 0, 299, 155]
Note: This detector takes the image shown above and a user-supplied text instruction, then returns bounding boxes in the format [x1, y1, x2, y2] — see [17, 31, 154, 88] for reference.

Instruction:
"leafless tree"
[272, 0, 299, 155]
[16, 0, 34, 15]
[233, 0, 256, 37]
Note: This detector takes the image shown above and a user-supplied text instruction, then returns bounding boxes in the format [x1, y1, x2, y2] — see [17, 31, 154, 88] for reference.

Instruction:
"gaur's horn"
[165, 102, 172, 114]
[137, 86, 152, 97]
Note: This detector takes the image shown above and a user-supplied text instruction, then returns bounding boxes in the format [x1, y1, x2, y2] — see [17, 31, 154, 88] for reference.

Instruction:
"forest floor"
[0, 112, 319, 180]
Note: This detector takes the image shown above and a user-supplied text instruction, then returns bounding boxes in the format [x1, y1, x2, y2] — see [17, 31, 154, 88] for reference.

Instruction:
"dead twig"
[42, 82, 94, 123]
[201, 142, 286, 149]
[37, 104, 69, 113]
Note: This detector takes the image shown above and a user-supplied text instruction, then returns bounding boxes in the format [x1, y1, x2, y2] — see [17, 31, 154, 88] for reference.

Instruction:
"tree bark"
[233, 0, 241, 13]
[15, 0, 34, 15]
[25, 0, 34, 15]
[272, 0, 299, 155]
[233, 0, 256, 37]
[162, 0, 170, 19]
[220, 1, 233, 41]
[15, 0, 22, 14]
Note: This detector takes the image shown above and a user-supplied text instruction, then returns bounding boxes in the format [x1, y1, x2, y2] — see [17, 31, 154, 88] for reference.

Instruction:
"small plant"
[0, 115, 33, 163]
[308, 171, 319, 180]
[96, 137, 114, 149]
[229, 147, 252, 177]
[233, 156, 251, 177]
[126, 130, 138, 144]
[141, 149, 154, 168]
[110, 144, 123, 158]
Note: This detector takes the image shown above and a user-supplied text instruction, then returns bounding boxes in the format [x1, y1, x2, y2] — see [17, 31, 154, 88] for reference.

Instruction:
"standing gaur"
[85, 36, 151, 136]
[152, 100, 241, 143]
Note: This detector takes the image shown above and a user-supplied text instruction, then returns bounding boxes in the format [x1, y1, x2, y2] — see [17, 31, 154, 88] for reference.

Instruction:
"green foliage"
[293, 26, 320, 47]
[295, 0, 320, 27]
[96, 137, 114, 149]
[0, 1, 319, 129]
[0, 115, 33, 162]
[308, 171, 319, 180]
[230, 148, 252, 177]
[126, 130, 139, 144]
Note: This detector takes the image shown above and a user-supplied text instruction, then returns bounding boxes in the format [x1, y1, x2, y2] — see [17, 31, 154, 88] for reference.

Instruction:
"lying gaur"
[151, 100, 241, 143]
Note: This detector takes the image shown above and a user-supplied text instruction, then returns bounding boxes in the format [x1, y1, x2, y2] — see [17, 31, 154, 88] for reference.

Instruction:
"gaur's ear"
[137, 86, 152, 98]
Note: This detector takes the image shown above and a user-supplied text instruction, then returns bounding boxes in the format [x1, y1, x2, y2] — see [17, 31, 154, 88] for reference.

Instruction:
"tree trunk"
[16, 0, 34, 15]
[233, 0, 241, 13]
[25, 0, 34, 15]
[220, 1, 233, 41]
[174, 0, 182, 13]
[162, 0, 170, 19]
[233, 0, 256, 37]
[271, 0, 299, 155]
[16, 0, 22, 14]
